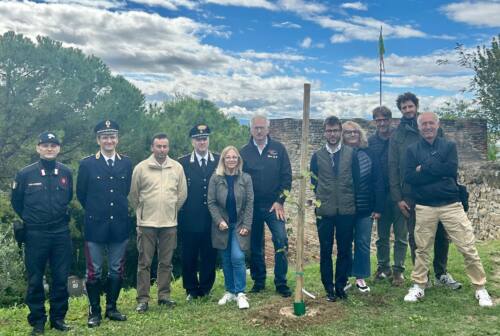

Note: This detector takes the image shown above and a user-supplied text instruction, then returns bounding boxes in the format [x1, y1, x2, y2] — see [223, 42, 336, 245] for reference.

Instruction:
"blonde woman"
[207, 146, 254, 309]
[342, 121, 383, 293]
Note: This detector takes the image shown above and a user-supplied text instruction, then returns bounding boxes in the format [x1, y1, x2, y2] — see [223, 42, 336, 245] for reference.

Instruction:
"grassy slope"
[1, 240, 499, 336]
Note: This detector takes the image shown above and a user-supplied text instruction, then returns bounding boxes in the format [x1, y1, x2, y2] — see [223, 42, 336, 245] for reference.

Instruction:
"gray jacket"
[207, 173, 254, 250]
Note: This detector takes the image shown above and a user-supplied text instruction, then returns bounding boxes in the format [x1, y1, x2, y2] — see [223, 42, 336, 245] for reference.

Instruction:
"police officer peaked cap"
[94, 120, 120, 135]
[38, 131, 61, 145]
[189, 124, 211, 138]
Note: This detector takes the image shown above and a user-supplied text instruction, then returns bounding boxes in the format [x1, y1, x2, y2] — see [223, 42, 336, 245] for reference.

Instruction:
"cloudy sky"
[0, 0, 499, 119]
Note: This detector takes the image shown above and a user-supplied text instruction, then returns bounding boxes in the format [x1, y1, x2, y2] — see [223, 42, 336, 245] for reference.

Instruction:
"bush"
[0, 193, 26, 306]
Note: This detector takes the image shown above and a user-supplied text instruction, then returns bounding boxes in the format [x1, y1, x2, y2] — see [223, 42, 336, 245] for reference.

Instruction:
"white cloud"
[277, 0, 328, 15]
[340, 2, 368, 11]
[272, 21, 302, 29]
[381, 75, 471, 92]
[442, 1, 500, 28]
[43, 0, 124, 8]
[300, 37, 312, 48]
[204, 0, 278, 10]
[239, 50, 309, 61]
[310, 15, 427, 43]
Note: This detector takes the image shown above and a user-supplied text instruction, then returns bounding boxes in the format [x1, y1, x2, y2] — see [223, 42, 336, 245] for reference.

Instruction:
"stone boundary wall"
[259, 118, 496, 266]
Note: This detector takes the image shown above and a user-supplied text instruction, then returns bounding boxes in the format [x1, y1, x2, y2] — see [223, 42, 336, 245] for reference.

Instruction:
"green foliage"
[148, 96, 249, 159]
[455, 35, 500, 136]
[0, 193, 26, 306]
[0, 31, 149, 186]
[435, 98, 479, 120]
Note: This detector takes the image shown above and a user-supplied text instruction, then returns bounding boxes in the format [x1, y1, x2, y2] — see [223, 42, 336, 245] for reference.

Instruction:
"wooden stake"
[294, 83, 310, 316]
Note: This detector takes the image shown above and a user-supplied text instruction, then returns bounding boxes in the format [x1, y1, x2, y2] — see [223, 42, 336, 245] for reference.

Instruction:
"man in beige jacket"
[129, 133, 187, 313]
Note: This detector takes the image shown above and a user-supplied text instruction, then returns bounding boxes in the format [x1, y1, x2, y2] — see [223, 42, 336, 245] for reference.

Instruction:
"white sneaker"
[344, 282, 352, 291]
[404, 284, 425, 302]
[435, 273, 462, 290]
[475, 288, 493, 307]
[236, 293, 249, 309]
[218, 292, 236, 305]
[355, 279, 370, 293]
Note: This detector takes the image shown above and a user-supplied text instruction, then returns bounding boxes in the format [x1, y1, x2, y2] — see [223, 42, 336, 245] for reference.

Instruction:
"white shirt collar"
[325, 142, 341, 154]
[195, 151, 209, 166]
[253, 137, 268, 155]
[101, 152, 116, 162]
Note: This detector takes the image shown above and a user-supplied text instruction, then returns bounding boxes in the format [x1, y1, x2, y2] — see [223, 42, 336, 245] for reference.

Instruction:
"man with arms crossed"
[403, 112, 492, 307]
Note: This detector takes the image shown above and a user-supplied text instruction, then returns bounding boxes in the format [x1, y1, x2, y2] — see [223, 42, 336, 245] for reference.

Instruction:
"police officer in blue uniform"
[178, 124, 219, 300]
[11, 132, 73, 335]
[76, 120, 132, 328]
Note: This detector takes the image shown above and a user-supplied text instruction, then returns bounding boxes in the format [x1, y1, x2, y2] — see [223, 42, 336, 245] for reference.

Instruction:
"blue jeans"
[221, 228, 246, 294]
[250, 206, 288, 287]
[352, 215, 373, 279]
[84, 240, 128, 281]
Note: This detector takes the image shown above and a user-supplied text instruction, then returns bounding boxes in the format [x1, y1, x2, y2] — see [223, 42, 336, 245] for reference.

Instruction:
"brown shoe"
[392, 272, 405, 287]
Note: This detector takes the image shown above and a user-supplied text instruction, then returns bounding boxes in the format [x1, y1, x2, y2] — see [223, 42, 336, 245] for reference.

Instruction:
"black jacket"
[11, 160, 73, 231]
[404, 137, 460, 206]
[76, 152, 132, 243]
[240, 136, 292, 208]
[368, 132, 390, 193]
[178, 151, 220, 232]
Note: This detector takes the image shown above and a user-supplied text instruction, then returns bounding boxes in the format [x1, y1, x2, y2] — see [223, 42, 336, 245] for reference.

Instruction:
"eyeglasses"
[374, 118, 390, 124]
[324, 129, 341, 134]
[343, 130, 359, 136]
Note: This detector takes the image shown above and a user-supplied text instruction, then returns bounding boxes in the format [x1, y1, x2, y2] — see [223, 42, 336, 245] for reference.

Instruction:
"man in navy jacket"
[77, 120, 132, 327]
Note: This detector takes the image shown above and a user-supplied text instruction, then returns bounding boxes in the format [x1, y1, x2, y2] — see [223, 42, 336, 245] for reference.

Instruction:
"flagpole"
[379, 58, 382, 107]
[379, 26, 384, 107]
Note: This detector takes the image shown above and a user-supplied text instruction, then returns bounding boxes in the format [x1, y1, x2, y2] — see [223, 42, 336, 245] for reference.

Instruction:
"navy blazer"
[76, 152, 132, 243]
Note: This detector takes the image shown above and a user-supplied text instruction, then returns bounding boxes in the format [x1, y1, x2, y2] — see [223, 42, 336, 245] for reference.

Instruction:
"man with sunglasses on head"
[11, 132, 73, 335]
[77, 120, 132, 328]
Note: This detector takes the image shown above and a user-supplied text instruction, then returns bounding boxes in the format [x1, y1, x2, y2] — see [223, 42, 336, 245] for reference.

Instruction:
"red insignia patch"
[60, 177, 68, 186]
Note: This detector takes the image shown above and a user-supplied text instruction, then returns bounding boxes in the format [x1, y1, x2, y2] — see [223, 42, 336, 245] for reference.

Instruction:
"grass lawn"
[1, 240, 499, 336]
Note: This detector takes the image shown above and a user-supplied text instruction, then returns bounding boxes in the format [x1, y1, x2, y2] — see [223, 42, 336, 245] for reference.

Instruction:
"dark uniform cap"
[94, 120, 119, 135]
[38, 131, 61, 145]
[189, 124, 211, 138]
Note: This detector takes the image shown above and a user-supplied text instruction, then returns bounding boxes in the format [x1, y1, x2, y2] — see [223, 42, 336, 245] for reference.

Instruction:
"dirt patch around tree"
[247, 298, 347, 332]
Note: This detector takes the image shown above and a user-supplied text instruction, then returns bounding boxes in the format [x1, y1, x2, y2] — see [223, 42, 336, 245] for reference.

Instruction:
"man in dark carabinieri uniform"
[76, 120, 132, 328]
[11, 132, 73, 335]
[178, 124, 220, 300]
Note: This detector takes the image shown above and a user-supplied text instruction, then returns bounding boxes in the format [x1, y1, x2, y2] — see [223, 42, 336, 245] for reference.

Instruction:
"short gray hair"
[250, 112, 270, 128]
[417, 112, 440, 127]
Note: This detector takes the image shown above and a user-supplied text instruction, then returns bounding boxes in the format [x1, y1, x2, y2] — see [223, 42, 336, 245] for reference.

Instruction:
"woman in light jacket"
[207, 146, 254, 309]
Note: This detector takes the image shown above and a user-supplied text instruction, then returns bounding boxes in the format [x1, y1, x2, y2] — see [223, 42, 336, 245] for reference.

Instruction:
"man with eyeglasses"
[310, 116, 357, 302]
[368, 106, 408, 284]
[77, 120, 133, 328]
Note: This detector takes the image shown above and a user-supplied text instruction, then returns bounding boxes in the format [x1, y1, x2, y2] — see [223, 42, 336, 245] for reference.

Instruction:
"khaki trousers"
[136, 226, 177, 303]
[412, 202, 486, 287]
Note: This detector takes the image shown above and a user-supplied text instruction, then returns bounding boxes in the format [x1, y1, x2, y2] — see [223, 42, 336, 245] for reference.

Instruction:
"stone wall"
[259, 118, 497, 266]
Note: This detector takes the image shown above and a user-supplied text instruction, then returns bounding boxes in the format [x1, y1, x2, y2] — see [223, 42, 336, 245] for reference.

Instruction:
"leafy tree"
[455, 35, 500, 135]
[148, 96, 249, 159]
[435, 98, 479, 120]
[0, 31, 148, 187]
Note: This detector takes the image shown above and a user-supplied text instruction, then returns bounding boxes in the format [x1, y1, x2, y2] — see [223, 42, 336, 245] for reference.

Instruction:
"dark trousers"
[250, 206, 289, 288]
[406, 201, 449, 277]
[24, 229, 72, 326]
[181, 230, 217, 296]
[316, 215, 354, 292]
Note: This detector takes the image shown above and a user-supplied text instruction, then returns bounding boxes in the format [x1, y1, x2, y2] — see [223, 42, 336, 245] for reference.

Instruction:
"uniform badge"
[105, 120, 111, 128]
[60, 177, 68, 186]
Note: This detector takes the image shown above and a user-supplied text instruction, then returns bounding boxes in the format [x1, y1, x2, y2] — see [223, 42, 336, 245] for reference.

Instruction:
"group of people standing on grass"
[11, 91, 493, 335]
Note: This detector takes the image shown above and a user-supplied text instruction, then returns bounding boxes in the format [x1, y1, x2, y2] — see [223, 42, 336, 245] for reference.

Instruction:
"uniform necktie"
[201, 158, 207, 173]
[107, 159, 114, 167]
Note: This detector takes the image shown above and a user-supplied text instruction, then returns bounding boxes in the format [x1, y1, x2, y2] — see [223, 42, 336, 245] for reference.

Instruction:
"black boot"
[86, 280, 102, 328]
[105, 277, 127, 321]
